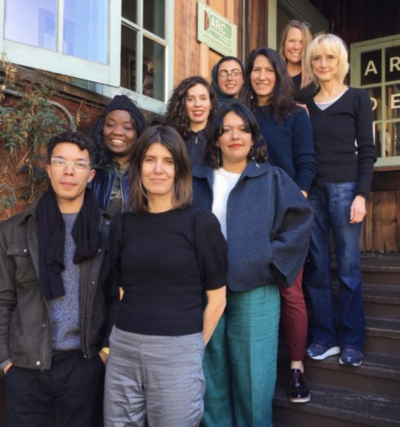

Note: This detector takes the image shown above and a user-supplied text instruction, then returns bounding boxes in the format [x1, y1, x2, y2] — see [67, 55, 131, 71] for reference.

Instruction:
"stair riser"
[363, 301, 399, 319]
[332, 271, 400, 286]
[273, 405, 383, 427]
[278, 362, 400, 399]
[363, 335, 400, 356]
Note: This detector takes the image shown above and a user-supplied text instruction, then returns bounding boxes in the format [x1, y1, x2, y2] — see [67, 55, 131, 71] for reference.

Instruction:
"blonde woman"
[279, 20, 317, 102]
[304, 34, 376, 366]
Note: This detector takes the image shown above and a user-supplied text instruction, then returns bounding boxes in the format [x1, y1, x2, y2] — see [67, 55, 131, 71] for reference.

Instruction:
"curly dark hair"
[204, 103, 268, 169]
[89, 102, 146, 169]
[164, 76, 218, 138]
[47, 130, 96, 166]
[242, 47, 299, 124]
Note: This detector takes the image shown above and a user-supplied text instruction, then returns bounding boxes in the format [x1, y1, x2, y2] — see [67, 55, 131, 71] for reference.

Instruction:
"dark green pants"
[203, 285, 280, 427]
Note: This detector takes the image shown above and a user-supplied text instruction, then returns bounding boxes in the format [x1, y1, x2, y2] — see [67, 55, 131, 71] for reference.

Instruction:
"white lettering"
[370, 97, 378, 111]
[390, 57, 400, 72]
[364, 60, 378, 76]
[390, 93, 400, 109]
[221, 24, 227, 35]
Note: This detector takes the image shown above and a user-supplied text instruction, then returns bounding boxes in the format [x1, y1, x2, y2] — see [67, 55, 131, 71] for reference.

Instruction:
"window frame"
[351, 35, 400, 168]
[104, 0, 174, 114]
[0, 0, 122, 86]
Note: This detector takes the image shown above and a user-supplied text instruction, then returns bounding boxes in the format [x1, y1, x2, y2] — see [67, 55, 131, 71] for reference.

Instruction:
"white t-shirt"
[212, 168, 241, 239]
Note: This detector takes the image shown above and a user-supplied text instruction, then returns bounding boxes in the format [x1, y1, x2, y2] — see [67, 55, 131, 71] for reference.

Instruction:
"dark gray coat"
[192, 161, 313, 290]
[0, 198, 119, 372]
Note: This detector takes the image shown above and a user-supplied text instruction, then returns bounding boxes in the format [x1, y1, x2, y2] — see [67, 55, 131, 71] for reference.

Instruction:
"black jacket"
[184, 128, 208, 169]
[0, 198, 119, 372]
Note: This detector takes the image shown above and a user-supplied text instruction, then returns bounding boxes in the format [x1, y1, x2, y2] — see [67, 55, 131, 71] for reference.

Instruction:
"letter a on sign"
[365, 60, 378, 76]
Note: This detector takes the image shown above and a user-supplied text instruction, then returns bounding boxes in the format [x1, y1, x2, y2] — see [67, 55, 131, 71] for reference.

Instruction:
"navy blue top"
[256, 106, 317, 194]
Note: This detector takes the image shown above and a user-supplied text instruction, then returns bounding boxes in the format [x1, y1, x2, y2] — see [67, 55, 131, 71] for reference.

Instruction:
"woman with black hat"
[90, 95, 147, 217]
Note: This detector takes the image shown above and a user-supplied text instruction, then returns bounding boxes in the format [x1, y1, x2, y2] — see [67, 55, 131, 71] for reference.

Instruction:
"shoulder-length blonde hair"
[279, 20, 313, 90]
[305, 34, 350, 87]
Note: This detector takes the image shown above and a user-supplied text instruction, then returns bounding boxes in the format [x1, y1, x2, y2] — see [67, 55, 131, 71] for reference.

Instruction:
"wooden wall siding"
[174, 0, 245, 87]
[244, 0, 269, 57]
[309, 0, 400, 50]
[360, 191, 400, 253]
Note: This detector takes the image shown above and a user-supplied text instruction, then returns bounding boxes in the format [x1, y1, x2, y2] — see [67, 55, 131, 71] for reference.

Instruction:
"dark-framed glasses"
[51, 158, 92, 171]
[218, 69, 243, 79]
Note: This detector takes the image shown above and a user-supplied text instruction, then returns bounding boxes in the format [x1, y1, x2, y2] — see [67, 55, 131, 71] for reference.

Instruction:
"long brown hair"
[128, 125, 192, 214]
[279, 20, 313, 90]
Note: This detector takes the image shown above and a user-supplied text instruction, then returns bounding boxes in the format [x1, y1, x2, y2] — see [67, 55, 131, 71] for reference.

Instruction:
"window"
[351, 35, 400, 167]
[116, 0, 174, 106]
[0, 0, 121, 86]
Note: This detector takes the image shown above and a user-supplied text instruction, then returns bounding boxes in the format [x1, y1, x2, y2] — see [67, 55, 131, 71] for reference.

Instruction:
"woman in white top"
[192, 103, 313, 427]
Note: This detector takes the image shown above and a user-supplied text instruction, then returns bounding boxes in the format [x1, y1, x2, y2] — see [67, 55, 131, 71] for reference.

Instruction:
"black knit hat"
[103, 95, 146, 137]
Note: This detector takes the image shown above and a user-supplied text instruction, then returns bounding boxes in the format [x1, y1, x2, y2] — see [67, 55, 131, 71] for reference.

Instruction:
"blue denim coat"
[91, 169, 130, 213]
[192, 161, 313, 290]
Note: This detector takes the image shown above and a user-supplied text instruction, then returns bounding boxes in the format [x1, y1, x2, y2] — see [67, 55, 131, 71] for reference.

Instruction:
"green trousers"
[203, 285, 280, 427]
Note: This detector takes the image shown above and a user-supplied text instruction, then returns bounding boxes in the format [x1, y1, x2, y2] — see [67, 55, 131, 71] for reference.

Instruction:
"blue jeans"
[305, 182, 365, 350]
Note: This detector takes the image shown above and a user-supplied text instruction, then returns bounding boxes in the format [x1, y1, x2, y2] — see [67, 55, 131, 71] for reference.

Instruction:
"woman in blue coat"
[192, 103, 313, 427]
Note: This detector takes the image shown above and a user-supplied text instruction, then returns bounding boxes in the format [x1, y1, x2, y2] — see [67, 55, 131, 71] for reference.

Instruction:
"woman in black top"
[279, 20, 317, 103]
[303, 34, 376, 367]
[165, 76, 218, 168]
[104, 125, 227, 427]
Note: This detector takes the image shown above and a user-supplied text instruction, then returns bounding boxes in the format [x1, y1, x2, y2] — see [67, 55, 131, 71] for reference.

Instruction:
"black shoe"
[288, 369, 311, 403]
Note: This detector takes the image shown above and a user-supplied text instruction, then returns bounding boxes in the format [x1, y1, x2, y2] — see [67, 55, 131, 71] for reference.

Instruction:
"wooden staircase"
[273, 254, 400, 427]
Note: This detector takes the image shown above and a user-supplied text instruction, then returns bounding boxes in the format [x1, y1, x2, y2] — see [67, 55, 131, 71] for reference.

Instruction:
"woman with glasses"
[104, 125, 228, 427]
[303, 34, 375, 367]
[211, 56, 245, 107]
[192, 103, 313, 427]
[243, 47, 317, 404]
[165, 76, 218, 168]
[279, 20, 317, 103]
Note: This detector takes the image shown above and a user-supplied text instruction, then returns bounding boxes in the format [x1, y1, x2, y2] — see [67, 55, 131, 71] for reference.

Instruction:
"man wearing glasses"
[0, 130, 119, 426]
[211, 55, 245, 107]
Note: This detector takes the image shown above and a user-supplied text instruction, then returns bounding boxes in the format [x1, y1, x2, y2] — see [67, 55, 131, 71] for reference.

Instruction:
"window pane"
[143, 38, 165, 101]
[374, 123, 383, 158]
[4, 0, 57, 51]
[121, 25, 137, 92]
[361, 50, 382, 86]
[122, 0, 137, 24]
[143, 0, 165, 38]
[385, 122, 400, 157]
[366, 87, 382, 121]
[385, 46, 400, 83]
[63, 0, 109, 64]
[386, 84, 400, 120]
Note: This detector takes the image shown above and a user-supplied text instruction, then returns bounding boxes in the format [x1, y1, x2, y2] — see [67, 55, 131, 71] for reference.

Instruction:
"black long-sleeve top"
[110, 206, 228, 336]
[305, 87, 376, 197]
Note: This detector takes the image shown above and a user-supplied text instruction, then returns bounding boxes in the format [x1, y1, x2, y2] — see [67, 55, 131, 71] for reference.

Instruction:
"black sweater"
[291, 73, 318, 103]
[110, 206, 228, 336]
[305, 88, 376, 197]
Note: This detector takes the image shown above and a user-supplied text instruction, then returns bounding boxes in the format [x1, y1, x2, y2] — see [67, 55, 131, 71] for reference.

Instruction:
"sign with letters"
[197, 2, 238, 57]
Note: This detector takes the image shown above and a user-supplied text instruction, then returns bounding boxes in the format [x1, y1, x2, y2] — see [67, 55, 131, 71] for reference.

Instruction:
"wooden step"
[332, 254, 400, 287]
[364, 317, 400, 356]
[273, 382, 400, 427]
[331, 283, 400, 320]
[278, 351, 400, 399]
